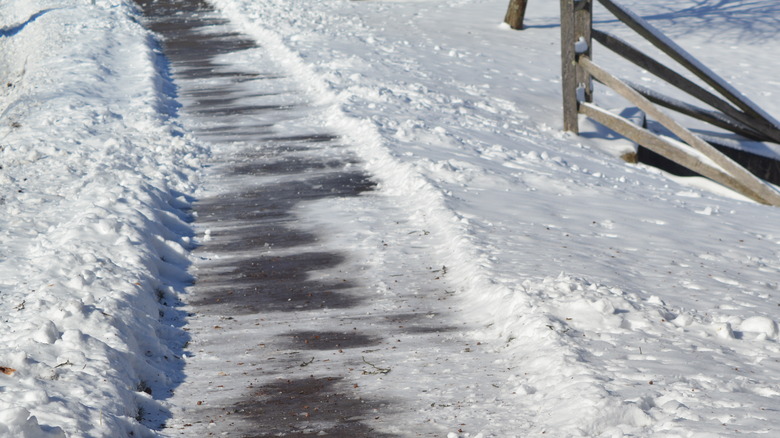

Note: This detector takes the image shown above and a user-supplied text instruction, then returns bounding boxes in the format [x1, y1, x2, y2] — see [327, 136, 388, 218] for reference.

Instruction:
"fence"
[559, 0, 780, 206]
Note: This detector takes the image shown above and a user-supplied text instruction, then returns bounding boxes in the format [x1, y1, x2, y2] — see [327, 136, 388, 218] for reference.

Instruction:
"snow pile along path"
[0, 0, 199, 436]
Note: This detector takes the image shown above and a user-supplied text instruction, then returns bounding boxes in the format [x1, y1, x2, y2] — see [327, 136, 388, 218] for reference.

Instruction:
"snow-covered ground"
[0, 0, 199, 435]
[1, 0, 780, 436]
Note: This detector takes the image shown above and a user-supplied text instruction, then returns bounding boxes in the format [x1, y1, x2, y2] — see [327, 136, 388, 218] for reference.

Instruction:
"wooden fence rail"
[560, 0, 780, 206]
[589, 28, 780, 143]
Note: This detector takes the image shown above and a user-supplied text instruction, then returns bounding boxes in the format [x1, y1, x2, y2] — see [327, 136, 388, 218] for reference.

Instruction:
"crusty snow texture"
[0, 0, 199, 436]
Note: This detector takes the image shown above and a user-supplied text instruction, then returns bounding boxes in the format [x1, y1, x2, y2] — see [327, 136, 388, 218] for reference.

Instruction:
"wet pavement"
[133, 0, 389, 435]
[133, 1, 500, 436]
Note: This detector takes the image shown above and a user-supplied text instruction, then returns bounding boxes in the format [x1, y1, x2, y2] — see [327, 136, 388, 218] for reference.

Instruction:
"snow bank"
[0, 0, 200, 435]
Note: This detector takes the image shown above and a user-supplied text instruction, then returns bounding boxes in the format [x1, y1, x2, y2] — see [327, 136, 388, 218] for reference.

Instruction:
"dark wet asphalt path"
[133, 1, 496, 436]
[133, 0, 393, 435]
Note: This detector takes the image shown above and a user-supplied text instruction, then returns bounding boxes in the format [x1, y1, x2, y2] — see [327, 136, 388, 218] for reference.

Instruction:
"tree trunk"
[504, 0, 528, 30]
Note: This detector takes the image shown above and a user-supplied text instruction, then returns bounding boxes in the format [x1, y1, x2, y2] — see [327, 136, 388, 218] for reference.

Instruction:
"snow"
[0, 0, 200, 436]
[1, 0, 780, 436]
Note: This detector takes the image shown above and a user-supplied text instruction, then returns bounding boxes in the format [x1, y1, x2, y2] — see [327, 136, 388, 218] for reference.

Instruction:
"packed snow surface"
[1, 0, 780, 436]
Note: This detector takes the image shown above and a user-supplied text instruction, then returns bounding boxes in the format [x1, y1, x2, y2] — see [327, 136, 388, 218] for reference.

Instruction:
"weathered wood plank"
[626, 81, 766, 141]
[594, 0, 780, 132]
[579, 102, 760, 199]
[698, 134, 780, 186]
[591, 29, 780, 143]
[579, 56, 780, 206]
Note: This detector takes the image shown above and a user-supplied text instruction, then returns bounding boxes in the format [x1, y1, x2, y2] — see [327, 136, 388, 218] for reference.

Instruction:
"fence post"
[560, 0, 592, 133]
[504, 0, 529, 30]
[575, 0, 593, 103]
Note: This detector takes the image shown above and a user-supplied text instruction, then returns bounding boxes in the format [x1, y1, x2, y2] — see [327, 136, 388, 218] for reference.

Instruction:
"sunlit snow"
[1, 0, 779, 436]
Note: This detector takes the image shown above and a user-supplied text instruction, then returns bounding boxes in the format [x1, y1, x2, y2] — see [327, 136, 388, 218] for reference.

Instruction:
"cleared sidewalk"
[135, 1, 511, 436]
